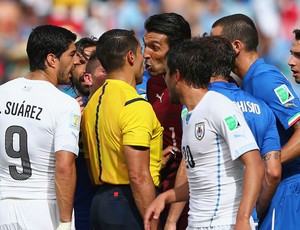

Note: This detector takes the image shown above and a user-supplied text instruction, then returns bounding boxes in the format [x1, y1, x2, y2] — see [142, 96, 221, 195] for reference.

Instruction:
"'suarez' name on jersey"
[3, 101, 43, 120]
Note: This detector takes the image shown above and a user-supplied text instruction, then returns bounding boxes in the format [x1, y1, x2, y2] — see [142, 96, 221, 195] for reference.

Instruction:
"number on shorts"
[5, 125, 32, 180]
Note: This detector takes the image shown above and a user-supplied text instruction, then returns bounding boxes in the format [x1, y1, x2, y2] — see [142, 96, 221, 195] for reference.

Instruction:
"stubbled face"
[71, 46, 96, 96]
[165, 65, 180, 104]
[288, 38, 300, 84]
[143, 32, 169, 77]
[57, 42, 77, 85]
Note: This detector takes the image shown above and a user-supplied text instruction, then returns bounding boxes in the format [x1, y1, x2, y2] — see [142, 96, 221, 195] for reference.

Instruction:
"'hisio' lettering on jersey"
[235, 101, 261, 114]
[3, 101, 43, 120]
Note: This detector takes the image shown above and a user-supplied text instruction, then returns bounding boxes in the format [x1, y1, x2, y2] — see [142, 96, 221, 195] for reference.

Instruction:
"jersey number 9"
[5, 125, 32, 180]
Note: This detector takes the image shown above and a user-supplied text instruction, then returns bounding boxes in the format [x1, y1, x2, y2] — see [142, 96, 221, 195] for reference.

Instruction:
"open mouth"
[145, 64, 151, 71]
[291, 69, 299, 77]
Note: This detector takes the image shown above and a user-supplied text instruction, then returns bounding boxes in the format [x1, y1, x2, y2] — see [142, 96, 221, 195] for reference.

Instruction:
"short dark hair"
[75, 36, 98, 60]
[96, 29, 139, 74]
[293, 29, 300, 41]
[165, 39, 212, 89]
[194, 35, 235, 79]
[144, 12, 191, 48]
[212, 13, 258, 52]
[86, 51, 100, 74]
[26, 25, 77, 71]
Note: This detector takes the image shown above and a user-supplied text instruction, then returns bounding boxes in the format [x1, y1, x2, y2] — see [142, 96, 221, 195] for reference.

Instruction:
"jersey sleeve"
[211, 98, 259, 160]
[120, 98, 162, 148]
[252, 72, 300, 130]
[54, 98, 81, 155]
[260, 105, 281, 156]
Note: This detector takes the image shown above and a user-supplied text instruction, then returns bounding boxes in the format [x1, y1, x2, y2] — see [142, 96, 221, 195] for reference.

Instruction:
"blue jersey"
[241, 58, 300, 230]
[136, 70, 151, 99]
[209, 81, 280, 156]
[242, 58, 300, 179]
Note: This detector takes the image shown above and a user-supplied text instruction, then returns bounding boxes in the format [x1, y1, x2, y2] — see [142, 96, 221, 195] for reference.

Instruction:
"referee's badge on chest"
[195, 122, 205, 140]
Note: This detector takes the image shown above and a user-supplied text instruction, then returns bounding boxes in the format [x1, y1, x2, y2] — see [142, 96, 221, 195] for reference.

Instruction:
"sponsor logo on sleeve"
[195, 122, 205, 140]
[224, 115, 240, 131]
[70, 113, 80, 129]
[274, 84, 295, 105]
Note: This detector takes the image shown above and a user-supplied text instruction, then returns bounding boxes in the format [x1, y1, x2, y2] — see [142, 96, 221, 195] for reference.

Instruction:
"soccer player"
[288, 29, 300, 84]
[83, 51, 107, 99]
[81, 29, 163, 230]
[60, 36, 98, 230]
[207, 35, 281, 225]
[60, 37, 98, 106]
[144, 36, 264, 230]
[0, 25, 81, 230]
[211, 13, 300, 230]
[143, 12, 191, 229]
[165, 35, 282, 228]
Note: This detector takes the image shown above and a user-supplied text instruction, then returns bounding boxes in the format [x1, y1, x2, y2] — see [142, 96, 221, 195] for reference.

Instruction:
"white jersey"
[182, 91, 258, 228]
[0, 78, 81, 200]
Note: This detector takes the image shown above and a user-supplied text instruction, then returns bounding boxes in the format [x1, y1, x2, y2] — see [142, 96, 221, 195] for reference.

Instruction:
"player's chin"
[60, 76, 72, 85]
[292, 72, 300, 83]
[295, 77, 300, 84]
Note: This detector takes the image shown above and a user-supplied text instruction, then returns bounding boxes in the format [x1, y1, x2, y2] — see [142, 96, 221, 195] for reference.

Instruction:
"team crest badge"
[195, 122, 205, 140]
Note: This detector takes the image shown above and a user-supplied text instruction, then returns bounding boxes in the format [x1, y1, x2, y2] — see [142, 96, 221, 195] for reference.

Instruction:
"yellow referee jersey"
[81, 79, 163, 186]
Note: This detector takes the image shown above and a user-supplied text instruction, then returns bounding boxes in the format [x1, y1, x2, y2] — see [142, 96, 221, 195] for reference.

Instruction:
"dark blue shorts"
[89, 184, 144, 230]
[259, 174, 300, 230]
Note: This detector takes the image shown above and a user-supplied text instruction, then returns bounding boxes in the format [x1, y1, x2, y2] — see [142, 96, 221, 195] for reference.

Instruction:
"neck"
[235, 51, 259, 80]
[210, 76, 228, 83]
[25, 70, 57, 85]
[108, 69, 137, 88]
[182, 86, 208, 111]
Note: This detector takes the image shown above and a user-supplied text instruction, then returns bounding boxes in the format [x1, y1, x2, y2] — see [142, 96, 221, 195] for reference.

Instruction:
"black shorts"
[89, 184, 143, 230]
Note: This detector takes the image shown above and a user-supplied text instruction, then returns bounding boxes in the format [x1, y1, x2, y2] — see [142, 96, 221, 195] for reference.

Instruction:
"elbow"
[266, 167, 282, 186]
[55, 160, 76, 179]
[128, 171, 152, 187]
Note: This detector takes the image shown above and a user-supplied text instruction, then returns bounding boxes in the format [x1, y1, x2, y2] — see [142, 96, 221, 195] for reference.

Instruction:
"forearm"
[131, 175, 189, 217]
[144, 182, 189, 230]
[130, 176, 157, 217]
[130, 175, 161, 230]
[256, 176, 278, 219]
[166, 158, 188, 226]
[55, 154, 76, 222]
[281, 123, 300, 164]
[256, 151, 281, 219]
[237, 152, 264, 224]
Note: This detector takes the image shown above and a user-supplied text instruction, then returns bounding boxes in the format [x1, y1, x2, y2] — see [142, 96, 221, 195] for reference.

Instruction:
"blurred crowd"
[1, 0, 300, 93]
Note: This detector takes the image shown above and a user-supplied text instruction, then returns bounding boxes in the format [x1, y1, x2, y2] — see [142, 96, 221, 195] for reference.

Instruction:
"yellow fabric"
[81, 79, 163, 186]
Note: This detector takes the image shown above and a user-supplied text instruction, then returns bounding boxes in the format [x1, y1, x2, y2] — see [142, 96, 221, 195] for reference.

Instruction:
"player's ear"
[46, 53, 57, 69]
[84, 72, 92, 86]
[232, 39, 243, 55]
[127, 50, 135, 66]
